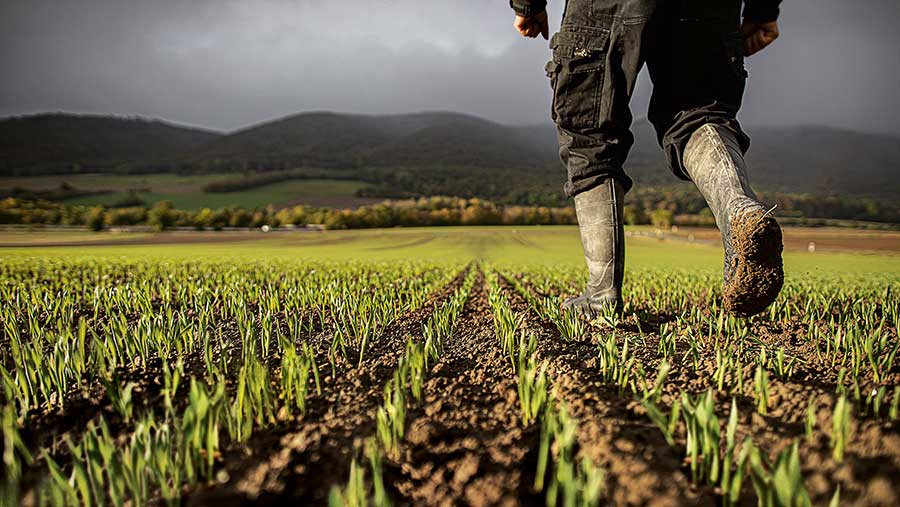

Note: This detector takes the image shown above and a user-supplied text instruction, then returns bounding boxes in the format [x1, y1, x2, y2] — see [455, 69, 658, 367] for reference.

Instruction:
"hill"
[623, 121, 900, 196]
[1, 112, 898, 199]
[184, 111, 555, 171]
[0, 113, 221, 176]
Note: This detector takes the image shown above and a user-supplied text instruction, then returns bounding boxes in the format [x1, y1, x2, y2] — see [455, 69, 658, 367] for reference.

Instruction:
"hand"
[740, 20, 779, 56]
[514, 11, 549, 40]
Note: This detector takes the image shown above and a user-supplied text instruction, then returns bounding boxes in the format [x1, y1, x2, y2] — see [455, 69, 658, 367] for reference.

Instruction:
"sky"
[0, 0, 898, 136]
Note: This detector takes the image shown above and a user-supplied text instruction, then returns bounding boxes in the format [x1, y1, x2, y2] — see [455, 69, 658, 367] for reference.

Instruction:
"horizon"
[4, 109, 899, 140]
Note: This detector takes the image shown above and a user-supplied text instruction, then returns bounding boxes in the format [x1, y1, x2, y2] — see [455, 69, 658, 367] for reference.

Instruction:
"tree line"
[0, 197, 580, 231]
[2, 192, 897, 232]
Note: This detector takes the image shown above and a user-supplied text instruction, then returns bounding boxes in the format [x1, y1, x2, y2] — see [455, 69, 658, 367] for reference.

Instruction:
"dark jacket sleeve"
[743, 0, 782, 22]
[510, 0, 547, 17]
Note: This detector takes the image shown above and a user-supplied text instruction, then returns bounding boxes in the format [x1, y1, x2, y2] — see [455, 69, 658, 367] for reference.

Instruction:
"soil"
[185, 266, 473, 506]
[185, 269, 898, 507]
[14, 266, 899, 507]
[509, 274, 900, 507]
[385, 271, 540, 507]
[664, 226, 900, 254]
[499, 275, 708, 507]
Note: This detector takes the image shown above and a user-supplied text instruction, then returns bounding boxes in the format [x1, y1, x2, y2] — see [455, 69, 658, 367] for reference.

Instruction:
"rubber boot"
[562, 178, 625, 317]
[683, 124, 784, 317]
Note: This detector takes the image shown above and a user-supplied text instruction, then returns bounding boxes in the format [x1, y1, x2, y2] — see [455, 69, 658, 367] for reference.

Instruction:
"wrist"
[510, 0, 547, 18]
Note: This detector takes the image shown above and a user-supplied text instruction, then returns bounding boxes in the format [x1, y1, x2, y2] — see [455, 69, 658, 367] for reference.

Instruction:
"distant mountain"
[0, 113, 221, 176]
[624, 121, 900, 196]
[2, 111, 898, 197]
[186, 111, 555, 170]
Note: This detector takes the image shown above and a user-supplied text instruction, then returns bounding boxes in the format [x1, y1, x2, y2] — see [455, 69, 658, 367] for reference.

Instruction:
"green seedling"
[721, 398, 747, 507]
[830, 395, 851, 463]
[328, 458, 367, 507]
[536, 402, 605, 507]
[804, 399, 817, 442]
[517, 353, 549, 425]
[1, 405, 33, 507]
[891, 386, 899, 421]
[753, 363, 770, 416]
[681, 389, 721, 485]
[640, 397, 680, 447]
[746, 440, 811, 507]
[375, 372, 407, 458]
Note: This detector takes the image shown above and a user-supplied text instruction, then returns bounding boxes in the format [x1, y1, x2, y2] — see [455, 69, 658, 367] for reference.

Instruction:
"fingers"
[514, 15, 530, 37]
[523, 21, 537, 37]
[740, 21, 758, 38]
[514, 19, 534, 37]
[742, 20, 780, 57]
[744, 30, 778, 56]
[514, 13, 548, 39]
[745, 32, 762, 56]
[761, 21, 780, 42]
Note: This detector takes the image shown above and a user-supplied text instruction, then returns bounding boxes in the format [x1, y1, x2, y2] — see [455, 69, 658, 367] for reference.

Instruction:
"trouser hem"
[565, 166, 633, 198]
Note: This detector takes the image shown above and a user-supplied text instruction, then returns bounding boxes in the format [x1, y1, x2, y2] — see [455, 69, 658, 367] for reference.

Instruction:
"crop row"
[500, 268, 897, 506]
[0, 258, 464, 505]
[329, 267, 479, 504]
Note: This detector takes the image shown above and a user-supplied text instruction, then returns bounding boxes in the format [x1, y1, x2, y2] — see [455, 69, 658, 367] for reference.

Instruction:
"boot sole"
[723, 210, 784, 317]
[562, 295, 622, 319]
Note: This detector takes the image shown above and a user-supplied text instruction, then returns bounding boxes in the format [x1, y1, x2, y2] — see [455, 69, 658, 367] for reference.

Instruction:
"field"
[0, 173, 376, 210]
[1, 227, 898, 507]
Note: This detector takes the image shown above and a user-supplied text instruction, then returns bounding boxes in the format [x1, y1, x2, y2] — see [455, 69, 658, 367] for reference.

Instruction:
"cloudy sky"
[1, 0, 898, 135]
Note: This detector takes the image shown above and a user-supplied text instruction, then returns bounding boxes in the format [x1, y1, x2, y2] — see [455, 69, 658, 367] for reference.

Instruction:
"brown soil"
[665, 226, 900, 254]
[723, 210, 785, 317]
[513, 275, 900, 507]
[185, 267, 472, 506]
[15, 266, 898, 507]
[499, 275, 707, 507]
[158, 272, 900, 506]
[386, 271, 540, 507]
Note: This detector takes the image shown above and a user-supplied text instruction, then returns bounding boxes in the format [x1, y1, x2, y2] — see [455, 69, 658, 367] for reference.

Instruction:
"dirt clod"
[724, 209, 785, 316]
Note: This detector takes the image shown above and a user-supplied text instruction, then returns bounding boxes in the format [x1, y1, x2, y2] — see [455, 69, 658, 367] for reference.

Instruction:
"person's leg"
[683, 125, 783, 316]
[563, 177, 625, 315]
[546, 0, 656, 315]
[646, 0, 783, 316]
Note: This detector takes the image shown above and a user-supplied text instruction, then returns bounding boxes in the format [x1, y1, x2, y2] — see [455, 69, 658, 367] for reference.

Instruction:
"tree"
[623, 205, 647, 225]
[148, 201, 177, 231]
[194, 208, 214, 230]
[650, 208, 674, 229]
[85, 206, 106, 231]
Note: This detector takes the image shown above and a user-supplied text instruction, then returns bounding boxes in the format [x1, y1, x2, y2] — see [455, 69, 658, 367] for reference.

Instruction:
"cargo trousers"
[546, 0, 751, 196]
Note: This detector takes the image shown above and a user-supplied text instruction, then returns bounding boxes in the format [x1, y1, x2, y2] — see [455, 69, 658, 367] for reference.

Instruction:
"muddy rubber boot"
[562, 178, 625, 317]
[683, 124, 784, 317]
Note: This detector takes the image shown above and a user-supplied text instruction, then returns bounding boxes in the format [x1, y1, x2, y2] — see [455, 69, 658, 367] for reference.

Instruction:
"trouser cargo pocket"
[547, 30, 610, 130]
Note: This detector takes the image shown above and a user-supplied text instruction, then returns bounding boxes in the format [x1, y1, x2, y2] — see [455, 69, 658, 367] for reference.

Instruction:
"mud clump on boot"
[723, 209, 784, 317]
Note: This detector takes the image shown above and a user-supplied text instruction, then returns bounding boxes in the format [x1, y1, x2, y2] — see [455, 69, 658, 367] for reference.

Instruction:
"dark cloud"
[1, 0, 898, 135]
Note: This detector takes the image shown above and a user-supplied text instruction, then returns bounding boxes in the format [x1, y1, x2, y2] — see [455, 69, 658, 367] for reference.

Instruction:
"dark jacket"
[509, 0, 782, 22]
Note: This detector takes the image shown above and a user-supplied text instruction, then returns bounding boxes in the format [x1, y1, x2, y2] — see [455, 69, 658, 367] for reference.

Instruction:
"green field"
[0, 173, 373, 210]
[2, 226, 898, 277]
[2, 226, 898, 506]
